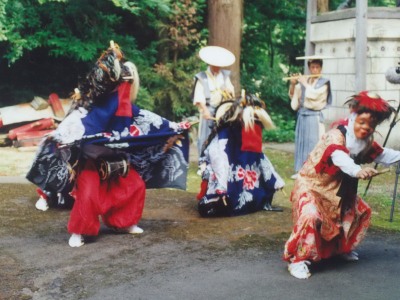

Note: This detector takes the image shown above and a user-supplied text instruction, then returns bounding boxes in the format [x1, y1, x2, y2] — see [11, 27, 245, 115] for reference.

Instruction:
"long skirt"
[68, 159, 146, 236]
[294, 111, 324, 172]
[283, 194, 371, 263]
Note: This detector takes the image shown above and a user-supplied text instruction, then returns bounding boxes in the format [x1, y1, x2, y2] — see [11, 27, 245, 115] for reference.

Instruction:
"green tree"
[240, 0, 307, 142]
[0, 0, 206, 121]
[147, 0, 206, 120]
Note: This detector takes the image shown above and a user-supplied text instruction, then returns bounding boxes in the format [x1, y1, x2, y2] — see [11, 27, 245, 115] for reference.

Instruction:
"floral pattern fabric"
[283, 128, 376, 263]
[27, 90, 190, 203]
[81, 103, 189, 190]
[198, 123, 284, 216]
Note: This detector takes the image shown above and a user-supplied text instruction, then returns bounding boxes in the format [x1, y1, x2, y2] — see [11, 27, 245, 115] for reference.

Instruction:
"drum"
[97, 156, 129, 180]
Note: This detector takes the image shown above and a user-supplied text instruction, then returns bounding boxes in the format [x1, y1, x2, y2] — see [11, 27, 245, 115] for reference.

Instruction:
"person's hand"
[222, 89, 234, 100]
[202, 108, 212, 120]
[290, 73, 300, 85]
[178, 121, 191, 130]
[297, 74, 308, 86]
[356, 167, 378, 179]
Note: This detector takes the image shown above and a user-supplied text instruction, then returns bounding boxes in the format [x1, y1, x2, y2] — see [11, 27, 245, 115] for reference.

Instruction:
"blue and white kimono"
[197, 122, 284, 217]
[27, 83, 190, 208]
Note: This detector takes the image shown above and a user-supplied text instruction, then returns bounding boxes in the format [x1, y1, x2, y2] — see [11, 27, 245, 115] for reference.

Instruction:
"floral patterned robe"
[197, 122, 284, 217]
[283, 126, 383, 263]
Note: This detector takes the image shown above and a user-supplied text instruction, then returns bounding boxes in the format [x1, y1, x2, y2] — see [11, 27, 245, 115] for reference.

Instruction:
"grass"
[1, 144, 399, 232]
[187, 147, 400, 233]
[358, 173, 400, 231]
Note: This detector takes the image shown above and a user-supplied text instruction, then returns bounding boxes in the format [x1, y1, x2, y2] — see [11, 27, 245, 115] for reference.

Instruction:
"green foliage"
[263, 112, 295, 143]
[157, 0, 205, 62]
[241, 0, 304, 142]
[2, 1, 119, 63]
[1, 0, 207, 117]
[0, 0, 7, 41]
[112, 0, 171, 14]
[242, 0, 306, 70]
[141, 0, 206, 120]
[145, 55, 201, 120]
[367, 0, 397, 5]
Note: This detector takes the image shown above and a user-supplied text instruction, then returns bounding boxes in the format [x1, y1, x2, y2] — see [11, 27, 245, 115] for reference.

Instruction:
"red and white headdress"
[344, 91, 395, 124]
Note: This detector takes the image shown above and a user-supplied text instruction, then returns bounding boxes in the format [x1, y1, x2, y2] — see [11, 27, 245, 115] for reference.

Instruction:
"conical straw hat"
[199, 46, 236, 67]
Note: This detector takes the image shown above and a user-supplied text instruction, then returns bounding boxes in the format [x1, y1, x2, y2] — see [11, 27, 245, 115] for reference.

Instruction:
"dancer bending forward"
[284, 91, 400, 279]
[197, 94, 284, 217]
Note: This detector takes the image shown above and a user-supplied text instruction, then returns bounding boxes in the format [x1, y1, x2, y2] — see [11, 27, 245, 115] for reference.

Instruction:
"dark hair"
[307, 59, 323, 67]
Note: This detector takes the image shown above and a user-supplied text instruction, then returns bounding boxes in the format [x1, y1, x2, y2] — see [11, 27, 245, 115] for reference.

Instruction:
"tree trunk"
[317, 0, 329, 12]
[208, 0, 243, 94]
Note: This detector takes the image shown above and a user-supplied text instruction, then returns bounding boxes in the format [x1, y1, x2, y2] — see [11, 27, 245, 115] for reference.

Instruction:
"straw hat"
[199, 46, 236, 67]
[295, 55, 335, 60]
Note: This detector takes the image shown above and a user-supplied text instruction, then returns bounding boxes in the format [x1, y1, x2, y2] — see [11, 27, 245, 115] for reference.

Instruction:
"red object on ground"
[16, 129, 54, 141]
[8, 118, 55, 140]
[196, 179, 208, 200]
[14, 129, 54, 147]
[0, 117, 3, 128]
[48, 93, 65, 118]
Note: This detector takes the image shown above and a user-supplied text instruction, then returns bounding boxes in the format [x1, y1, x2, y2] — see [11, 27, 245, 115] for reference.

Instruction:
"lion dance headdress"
[201, 93, 275, 154]
[73, 41, 139, 110]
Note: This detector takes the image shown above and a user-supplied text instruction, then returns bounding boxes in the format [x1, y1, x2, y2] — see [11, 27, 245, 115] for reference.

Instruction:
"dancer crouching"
[67, 43, 190, 247]
[283, 91, 400, 279]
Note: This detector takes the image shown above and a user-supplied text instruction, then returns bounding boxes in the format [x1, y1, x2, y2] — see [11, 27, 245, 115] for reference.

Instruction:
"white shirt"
[193, 67, 234, 107]
[331, 113, 400, 177]
[290, 80, 328, 111]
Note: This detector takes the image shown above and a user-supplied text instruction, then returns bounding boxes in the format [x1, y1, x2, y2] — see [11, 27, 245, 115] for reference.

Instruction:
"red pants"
[68, 159, 145, 236]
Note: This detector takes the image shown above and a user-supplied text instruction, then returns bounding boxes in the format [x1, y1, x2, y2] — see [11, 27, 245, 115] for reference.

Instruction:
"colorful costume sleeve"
[81, 100, 190, 190]
[314, 144, 349, 175]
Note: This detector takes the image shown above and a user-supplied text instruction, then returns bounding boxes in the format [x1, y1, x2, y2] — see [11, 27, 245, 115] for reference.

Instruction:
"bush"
[263, 112, 295, 143]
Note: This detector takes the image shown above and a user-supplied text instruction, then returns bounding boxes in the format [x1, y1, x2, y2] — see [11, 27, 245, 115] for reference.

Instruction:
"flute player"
[288, 56, 332, 179]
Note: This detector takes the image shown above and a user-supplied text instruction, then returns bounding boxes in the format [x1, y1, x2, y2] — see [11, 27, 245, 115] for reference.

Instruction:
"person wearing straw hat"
[288, 56, 332, 179]
[283, 91, 400, 279]
[192, 46, 236, 175]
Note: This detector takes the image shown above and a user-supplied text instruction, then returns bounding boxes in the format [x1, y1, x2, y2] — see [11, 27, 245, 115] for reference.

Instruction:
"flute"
[282, 74, 322, 81]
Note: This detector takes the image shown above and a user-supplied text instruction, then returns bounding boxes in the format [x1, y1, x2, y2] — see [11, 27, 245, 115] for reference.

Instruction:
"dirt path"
[1, 182, 399, 300]
[0, 182, 292, 299]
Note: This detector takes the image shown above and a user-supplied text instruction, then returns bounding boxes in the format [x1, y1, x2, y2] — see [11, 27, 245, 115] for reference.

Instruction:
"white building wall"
[310, 8, 400, 148]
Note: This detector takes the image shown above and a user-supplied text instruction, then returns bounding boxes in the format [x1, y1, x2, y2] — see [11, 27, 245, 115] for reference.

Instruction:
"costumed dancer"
[27, 42, 190, 247]
[196, 93, 285, 217]
[288, 56, 332, 179]
[192, 46, 235, 175]
[284, 91, 400, 279]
